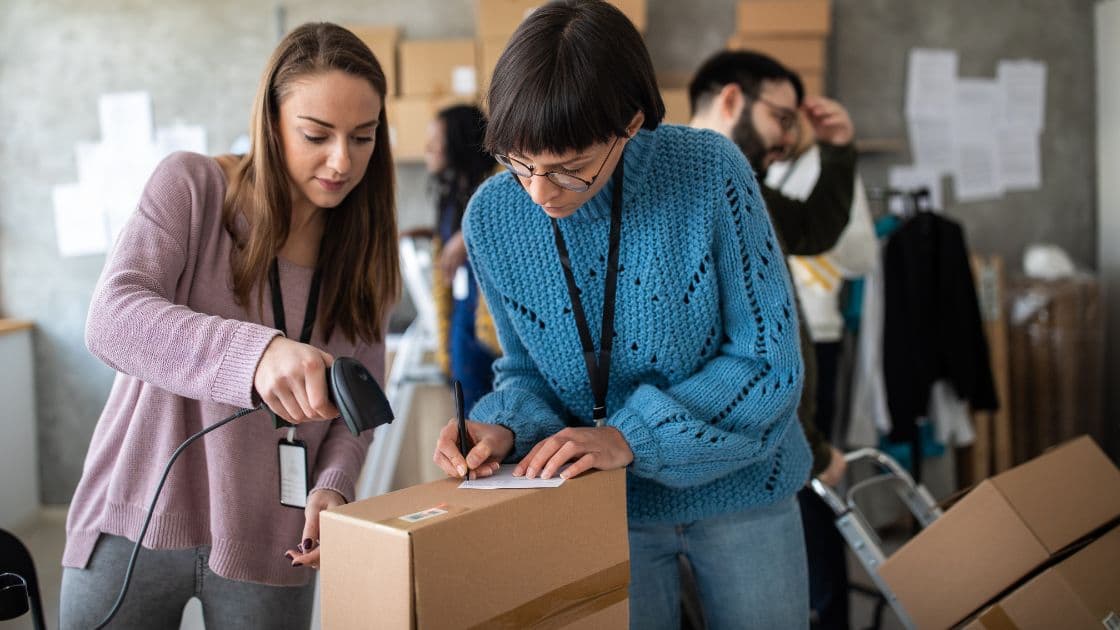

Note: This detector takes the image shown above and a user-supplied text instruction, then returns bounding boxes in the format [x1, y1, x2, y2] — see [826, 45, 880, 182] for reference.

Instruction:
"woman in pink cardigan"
[60, 23, 399, 629]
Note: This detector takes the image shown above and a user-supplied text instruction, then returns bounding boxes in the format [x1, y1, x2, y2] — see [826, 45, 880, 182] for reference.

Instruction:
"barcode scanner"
[94, 356, 393, 629]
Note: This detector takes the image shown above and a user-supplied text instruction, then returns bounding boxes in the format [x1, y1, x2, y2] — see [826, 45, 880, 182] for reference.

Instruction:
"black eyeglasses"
[755, 96, 799, 134]
[494, 136, 620, 193]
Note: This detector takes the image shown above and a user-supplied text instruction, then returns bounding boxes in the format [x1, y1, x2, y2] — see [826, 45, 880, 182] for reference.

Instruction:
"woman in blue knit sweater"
[432, 1, 810, 627]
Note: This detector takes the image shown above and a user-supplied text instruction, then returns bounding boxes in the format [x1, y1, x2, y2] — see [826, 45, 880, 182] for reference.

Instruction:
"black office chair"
[0, 528, 45, 629]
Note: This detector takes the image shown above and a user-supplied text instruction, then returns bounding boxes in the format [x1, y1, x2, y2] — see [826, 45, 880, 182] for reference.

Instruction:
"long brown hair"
[223, 22, 399, 345]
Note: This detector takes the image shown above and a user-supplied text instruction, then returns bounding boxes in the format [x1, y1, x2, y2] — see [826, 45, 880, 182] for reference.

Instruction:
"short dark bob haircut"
[484, 0, 664, 156]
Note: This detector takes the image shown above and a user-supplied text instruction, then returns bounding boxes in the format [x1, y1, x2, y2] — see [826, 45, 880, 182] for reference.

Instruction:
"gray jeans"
[60, 534, 315, 630]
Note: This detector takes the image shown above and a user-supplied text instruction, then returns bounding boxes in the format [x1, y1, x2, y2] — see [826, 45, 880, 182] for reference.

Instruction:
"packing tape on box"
[469, 560, 630, 629]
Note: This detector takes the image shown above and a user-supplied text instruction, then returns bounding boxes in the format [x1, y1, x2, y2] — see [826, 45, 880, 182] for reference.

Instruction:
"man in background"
[690, 50, 861, 629]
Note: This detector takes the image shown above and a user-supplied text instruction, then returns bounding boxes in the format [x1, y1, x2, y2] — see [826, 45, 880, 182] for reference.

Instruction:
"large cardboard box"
[475, 0, 544, 39]
[725, 34, 826, 71]
[399, 39, 479, 98]
[660, 87, 692, 126]
[878, 436, 1120, 630]
[320, 469, 629, 629]
[477, 36, 508, 97]
[736, 0, 831, 35]
[962, 524, 1120, 630]
[606, 0, 647, 32]
[799, 70, 823, 97]
[386, 95, 478, 162]
[348, 25, 400, 96]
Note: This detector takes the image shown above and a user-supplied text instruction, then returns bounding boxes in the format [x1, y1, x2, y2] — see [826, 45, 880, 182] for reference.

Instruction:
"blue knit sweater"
[463, 124, 811, 525]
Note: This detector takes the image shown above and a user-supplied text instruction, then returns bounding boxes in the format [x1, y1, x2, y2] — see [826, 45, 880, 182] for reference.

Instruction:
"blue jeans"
[628, 497, 809, 629]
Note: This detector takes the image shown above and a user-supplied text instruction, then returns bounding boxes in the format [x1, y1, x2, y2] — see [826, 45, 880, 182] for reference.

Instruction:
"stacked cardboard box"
[473, 0, 647, 97]
[962, 524, 1120, 630]
[348, 25, 400, 97]
[727, 0, 831, 97]
[320, 469, 628, 629]
[1007, 276, 1106, 465]
[877, 436, 1120, 629]
[389, 40, 479, 161]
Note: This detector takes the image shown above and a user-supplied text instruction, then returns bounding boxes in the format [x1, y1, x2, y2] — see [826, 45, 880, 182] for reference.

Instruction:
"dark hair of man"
[687, 50, 805, 117]
[484, 0, 664, 156]
[434, 104, 494, 232]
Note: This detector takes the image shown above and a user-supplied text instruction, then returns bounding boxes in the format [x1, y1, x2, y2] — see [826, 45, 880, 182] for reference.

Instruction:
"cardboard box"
[475, 0, 544, 39]
[606, 0, 647, 32]
[736, 0, 831, 35]
[660, 87, 692, 125]
[386, 95, 478, 162]
[399, 39, 479, 98]
[878, 436, 1120, 630]
[963, 524, 1120, 630]
[320, 469, 629, 629]
[725, 34, 826, 71]
[477, 36, 509, 97]
[799, 70, 822, 97]
[348, 25, 400, 96]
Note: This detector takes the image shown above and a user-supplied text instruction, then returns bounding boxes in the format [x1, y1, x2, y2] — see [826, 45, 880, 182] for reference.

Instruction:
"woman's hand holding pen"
[515, 427, 633, 481]
[433, 419, 513, 479]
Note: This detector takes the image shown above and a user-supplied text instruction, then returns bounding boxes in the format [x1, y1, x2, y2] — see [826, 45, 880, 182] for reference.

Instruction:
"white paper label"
[451, 66, 477, 95]
[278, 442, 308, 508]
[452, 266, 470, 300]
[398, 506, 448, 523]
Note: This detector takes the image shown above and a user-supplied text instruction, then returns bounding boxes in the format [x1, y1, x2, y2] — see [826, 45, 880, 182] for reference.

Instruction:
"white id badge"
[452, 266, 470, 300]
[278, 440, 309, 509]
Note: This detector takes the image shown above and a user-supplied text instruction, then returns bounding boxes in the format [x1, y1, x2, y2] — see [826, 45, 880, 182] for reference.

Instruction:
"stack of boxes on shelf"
[726, 0, 831, 98]
[660, 0, 832, 126]
[351, 0, 646, 162]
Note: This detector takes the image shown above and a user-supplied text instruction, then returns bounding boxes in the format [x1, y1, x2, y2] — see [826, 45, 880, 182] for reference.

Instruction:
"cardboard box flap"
[878, 482, 1050, 629]
[991, 436, 1120, 553]
[410, 470, 628, 628]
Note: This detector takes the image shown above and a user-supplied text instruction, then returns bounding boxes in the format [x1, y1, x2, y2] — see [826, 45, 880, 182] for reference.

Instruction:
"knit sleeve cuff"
[311, 468, 357, 504]
[609, 406, 661, 479]
[211, 322, 281, 409]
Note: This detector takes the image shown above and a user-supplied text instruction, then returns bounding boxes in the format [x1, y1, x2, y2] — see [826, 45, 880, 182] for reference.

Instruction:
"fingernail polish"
[292, 561, 303, 567]
[303, 538, 313, 551]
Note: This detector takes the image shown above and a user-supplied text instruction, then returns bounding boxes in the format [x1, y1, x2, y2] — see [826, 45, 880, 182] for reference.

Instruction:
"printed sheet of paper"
[952, 79, 1003, 202]
[98, 92, 153, 147]
[458, 466, 566, 489]
[906, 49, 958, 119]
[907, 117, 956, 175]
[998, 59, 1046, 131]
[997, 126, 1042, 191]
[156, 122, 207, 156]
[53, 183, 108, 257]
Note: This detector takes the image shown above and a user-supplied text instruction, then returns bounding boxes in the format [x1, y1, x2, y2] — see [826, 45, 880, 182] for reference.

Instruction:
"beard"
[730, 113, 769, 174]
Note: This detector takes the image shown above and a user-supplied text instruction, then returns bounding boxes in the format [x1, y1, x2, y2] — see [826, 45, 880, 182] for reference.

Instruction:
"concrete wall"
[0, 0, 1101, 503]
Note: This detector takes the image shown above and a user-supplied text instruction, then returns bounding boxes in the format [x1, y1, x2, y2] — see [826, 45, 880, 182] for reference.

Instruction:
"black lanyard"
[268, 258, 322, 430]
[269, 258, 322, 345]
[550, 158, 624, 426]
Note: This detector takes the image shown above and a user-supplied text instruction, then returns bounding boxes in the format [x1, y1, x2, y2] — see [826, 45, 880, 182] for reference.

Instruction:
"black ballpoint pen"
[454, 380, 474, 476]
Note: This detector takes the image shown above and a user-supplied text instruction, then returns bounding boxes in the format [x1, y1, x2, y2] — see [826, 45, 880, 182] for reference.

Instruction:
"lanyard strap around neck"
[550, 156, 624, 426]
[269, 258, 322, 345]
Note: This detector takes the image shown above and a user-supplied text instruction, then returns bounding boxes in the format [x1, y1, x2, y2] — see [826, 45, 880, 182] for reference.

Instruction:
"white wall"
[1097, 0, 1120, 456]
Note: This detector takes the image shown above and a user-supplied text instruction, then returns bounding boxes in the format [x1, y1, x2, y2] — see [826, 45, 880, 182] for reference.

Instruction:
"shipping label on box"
[348, 25, 400, 96]
[736, 0, 831, 35]
[399, 39, 479, 98]
[320, 469, 629, 629]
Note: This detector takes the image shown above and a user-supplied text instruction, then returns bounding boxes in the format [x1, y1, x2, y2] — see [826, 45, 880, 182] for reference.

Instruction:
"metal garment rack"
[355, 232, 446, 500]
